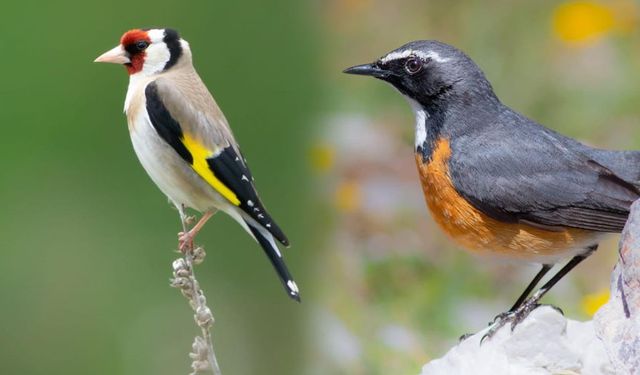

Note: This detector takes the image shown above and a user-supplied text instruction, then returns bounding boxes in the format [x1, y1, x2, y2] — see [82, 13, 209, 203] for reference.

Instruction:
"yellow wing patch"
[181, 134, 241, 206]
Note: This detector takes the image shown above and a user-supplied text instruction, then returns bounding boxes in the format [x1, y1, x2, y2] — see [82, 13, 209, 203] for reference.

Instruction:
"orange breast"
[415, 138, 596, 261]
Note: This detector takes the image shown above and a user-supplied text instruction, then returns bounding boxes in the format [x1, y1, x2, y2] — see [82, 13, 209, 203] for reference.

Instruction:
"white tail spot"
[287, 280, 299, 294]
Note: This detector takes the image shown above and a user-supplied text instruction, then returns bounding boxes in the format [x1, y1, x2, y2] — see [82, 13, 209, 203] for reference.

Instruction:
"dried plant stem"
[170, 212, 222, 375]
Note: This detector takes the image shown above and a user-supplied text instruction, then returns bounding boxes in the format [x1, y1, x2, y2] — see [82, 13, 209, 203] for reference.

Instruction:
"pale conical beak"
[94, 45, 130, 64]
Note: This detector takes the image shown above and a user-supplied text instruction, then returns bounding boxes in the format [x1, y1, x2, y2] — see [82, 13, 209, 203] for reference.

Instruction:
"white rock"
[421, 307, 612, 375]
[421, 200, 640, 375]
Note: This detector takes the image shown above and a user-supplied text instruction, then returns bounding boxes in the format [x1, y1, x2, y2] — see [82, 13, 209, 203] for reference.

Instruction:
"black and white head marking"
[140, 29, 185, 75]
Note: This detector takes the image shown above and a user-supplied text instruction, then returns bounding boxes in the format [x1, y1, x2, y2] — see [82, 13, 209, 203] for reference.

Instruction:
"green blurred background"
[1, 1, 317, 374]
[1, 0, 639, 374]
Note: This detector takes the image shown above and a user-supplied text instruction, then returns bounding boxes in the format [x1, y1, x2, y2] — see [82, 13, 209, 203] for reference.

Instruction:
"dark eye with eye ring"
[404, 57, 423, 74]
[135, 41, 149, 51]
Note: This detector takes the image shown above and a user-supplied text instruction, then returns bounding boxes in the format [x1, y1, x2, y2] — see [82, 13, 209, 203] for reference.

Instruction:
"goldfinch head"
[94, 28, 189, 76]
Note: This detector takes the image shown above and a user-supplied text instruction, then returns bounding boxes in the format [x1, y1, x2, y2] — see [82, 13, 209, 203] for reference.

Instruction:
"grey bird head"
[344, 40, 498, 108]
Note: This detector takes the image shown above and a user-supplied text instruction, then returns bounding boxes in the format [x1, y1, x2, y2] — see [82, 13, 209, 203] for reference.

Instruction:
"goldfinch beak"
[94, 45, 130, 64]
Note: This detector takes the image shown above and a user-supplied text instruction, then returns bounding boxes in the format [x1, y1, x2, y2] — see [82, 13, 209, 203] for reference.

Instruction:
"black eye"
[135, 41, 149, 51]
[404, 57, 423, 74]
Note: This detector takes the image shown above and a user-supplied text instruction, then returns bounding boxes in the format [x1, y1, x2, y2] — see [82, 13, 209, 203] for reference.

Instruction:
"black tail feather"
[247, 221, 300, 302]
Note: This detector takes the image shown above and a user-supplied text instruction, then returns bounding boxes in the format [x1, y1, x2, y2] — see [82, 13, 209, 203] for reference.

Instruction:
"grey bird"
[344, 40, 640, 336]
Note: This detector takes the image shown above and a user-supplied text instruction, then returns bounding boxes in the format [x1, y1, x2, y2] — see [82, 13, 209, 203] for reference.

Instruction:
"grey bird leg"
[482, 245, 598, 343]
[510, 264, 553, 312]
[461, 264, 553, 342]
[487, 264, 554, 327]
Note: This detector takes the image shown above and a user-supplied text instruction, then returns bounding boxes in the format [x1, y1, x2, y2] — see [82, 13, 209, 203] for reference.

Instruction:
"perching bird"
[95, 28, 300, 301]
[344, 40, 640, 334]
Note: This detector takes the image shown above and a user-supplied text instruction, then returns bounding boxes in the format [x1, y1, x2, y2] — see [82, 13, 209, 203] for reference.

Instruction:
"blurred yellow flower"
[335, 180, 361, 213]
[552, 1, 615, 44]
[310, 143, 336, 173]
[581, 289, 609, 316]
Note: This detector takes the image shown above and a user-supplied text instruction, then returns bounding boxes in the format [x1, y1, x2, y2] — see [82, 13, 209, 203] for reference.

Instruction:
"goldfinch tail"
[246, 220, 301, 302]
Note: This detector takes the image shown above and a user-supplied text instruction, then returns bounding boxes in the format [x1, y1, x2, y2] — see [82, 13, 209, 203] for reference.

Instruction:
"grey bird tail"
[588, 148, 640, 185]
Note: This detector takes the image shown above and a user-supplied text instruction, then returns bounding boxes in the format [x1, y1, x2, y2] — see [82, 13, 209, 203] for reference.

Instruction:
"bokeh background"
[1, 1, 639, 374]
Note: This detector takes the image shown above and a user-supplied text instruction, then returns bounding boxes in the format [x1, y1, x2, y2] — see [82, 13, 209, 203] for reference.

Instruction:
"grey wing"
[449, 128, 639, 233]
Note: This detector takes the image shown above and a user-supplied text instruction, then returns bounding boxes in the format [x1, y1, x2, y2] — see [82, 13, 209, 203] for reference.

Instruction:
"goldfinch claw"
[178, 231, 194, 253]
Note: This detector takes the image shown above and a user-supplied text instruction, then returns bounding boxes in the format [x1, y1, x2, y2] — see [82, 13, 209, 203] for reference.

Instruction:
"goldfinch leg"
[179, 211, 215, 252]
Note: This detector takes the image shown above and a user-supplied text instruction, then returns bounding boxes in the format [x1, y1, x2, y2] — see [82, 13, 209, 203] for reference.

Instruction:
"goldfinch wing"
[144, 80, 289, 245]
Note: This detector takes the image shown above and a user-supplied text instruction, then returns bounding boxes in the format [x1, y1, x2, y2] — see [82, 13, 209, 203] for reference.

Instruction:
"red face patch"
[120, 29, 151, 75]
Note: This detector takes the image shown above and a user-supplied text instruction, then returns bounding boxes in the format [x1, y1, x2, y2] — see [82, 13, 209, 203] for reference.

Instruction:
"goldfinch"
[95, 28, 300, 301]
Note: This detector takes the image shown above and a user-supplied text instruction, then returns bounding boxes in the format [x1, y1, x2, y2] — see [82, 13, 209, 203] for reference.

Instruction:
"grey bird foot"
[458, 332, 474, 342]
[481, 296, 550, 344]
[546, 304, 564, 316]
[489, 310, 512, 325]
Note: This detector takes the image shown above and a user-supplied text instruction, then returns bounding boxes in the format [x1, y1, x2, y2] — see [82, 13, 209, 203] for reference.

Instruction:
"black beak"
[343, 63, 390, 79]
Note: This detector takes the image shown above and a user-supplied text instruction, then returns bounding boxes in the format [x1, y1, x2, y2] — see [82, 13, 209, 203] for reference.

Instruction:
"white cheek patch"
[142, 43, 171, 75]
[380, 49, 451, 64]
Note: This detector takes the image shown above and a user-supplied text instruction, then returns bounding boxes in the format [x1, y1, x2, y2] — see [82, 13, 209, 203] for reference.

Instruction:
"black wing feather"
[247, 222, 299, 301]
[145, 82, 193, 164]
[207, 146, 289, 246]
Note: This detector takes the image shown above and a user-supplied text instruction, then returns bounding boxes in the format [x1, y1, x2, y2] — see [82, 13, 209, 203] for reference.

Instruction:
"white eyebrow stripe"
[380, 49, 451, 64]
